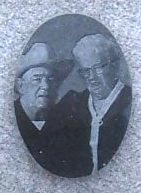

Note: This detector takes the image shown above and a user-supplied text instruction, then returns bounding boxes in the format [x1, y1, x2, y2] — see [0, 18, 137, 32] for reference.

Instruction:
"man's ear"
[15, 78, 23, 95]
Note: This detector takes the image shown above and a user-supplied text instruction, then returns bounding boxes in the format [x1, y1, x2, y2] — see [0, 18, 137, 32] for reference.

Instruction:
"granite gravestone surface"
[14, 14, 132, 178]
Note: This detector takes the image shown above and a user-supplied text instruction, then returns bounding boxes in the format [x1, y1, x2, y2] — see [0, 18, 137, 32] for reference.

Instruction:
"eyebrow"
[32, 73, 53, 77]
[91, 63, 108, 68]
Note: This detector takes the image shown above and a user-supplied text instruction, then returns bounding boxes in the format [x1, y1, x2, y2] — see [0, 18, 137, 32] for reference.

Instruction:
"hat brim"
[17, 59, 74, 82]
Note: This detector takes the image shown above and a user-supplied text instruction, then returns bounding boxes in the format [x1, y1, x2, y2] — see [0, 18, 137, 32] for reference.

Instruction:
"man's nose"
[40, 78, 49, 90]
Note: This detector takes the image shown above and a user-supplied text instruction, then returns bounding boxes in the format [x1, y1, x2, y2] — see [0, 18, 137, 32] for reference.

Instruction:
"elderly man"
[15, 43, 56, 126]
[15, 43, 93, 178]
[73, 34, 132, 171]
[15, 43, 74, 127]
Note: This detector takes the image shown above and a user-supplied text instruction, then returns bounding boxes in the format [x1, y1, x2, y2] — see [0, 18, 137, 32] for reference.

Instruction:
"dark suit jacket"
[97, 84, 132, 169]
[15, 84, 131, 176]
[14, 90, 93, 178]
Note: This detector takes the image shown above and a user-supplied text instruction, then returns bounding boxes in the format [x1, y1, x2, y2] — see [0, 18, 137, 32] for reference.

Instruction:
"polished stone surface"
[14, 14, 132, 178]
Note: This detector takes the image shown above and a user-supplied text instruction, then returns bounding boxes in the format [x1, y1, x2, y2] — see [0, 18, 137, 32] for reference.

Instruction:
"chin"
[38, 102, 48, 108]
[37, 98, 48, 106]
[35, 103, 47, 110]
[95, 95, 104, 100]
[93, 92, 109, 100]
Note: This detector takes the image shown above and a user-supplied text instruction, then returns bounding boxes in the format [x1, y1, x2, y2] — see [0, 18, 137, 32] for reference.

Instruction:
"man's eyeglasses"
[78, 63, 108, 78]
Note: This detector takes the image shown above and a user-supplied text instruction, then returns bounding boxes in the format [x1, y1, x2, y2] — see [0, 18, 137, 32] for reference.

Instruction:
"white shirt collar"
[32, 121, 45, 130]
[89, 81, 124, 171]
[89, 80, 124, 120]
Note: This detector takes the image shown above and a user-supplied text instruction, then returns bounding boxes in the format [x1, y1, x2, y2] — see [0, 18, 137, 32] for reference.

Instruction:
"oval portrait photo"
[14, 14, 132, 178]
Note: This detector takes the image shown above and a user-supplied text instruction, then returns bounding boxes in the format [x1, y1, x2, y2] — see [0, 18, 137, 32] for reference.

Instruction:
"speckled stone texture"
[0, 0, 141, 192]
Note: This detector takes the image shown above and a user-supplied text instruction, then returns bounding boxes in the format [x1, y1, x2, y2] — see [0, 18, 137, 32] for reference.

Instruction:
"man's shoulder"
[60, 89, 90, 101]
[54, 89, 90, 111]
[102, 83, 131, 121]
[111, 83, 131, 105]
[122, 84, 132, 95]
[118, 84, 132, 106]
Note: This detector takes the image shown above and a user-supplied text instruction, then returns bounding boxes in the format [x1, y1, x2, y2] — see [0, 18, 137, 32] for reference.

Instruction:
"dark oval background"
[23, 14, 131, 97]
[15, 14, 132, 178]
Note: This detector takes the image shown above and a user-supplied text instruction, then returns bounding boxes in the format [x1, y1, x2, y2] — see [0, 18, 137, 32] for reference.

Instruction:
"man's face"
[19, 67, 56, 110]
[78, 62, 118, 100]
